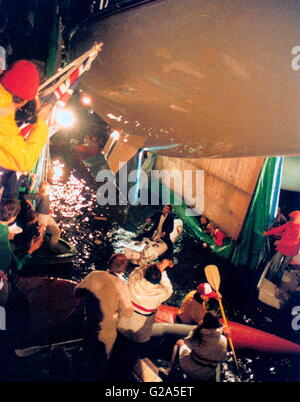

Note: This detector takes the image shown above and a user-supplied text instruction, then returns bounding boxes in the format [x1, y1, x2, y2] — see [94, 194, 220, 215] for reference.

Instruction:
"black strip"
[134, 310, 155, 317]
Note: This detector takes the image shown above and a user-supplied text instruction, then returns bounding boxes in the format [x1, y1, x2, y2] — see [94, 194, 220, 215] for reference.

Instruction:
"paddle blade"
[204, 264, 221, 292]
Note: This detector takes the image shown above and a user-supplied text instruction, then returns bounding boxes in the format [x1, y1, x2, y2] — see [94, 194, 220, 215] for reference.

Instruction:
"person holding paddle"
[176, 282, 221, 325]
[160, 311, 228, 382]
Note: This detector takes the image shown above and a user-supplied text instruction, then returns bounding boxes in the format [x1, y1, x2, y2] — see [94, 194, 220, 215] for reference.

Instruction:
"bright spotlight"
[81, 95, 92, 106]
[55, 108, 75, 128]
[111, 130, 120, 141]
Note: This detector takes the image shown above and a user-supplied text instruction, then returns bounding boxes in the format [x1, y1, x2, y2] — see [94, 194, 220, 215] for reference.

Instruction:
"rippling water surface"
[34, 152, 300, 383]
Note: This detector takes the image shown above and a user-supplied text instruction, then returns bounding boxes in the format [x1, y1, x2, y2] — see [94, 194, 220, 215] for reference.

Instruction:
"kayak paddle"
[204, 264, 240, 376]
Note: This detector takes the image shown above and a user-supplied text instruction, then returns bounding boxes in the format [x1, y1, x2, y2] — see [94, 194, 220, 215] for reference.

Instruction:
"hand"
[0, 270, 7, 281]
[37, 103, 53, 121]
[165, 259, 174, 268]
[176, 339, 184, 347]
[28, 235, 43, 254]
[223, 327, 231, 337]
[8, 232, 16, 241]
[158, 259, 174, 271]
[25, 200, 34, 210]
[161, 232, 166, 238]
[38, 224, 45, 235]
[215, 292, 222, 300]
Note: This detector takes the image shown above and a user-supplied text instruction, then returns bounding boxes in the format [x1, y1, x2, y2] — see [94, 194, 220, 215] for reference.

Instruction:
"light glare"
[111, 130, 120, 141]
[55, 109, 75, 128]
[81, 95, 92, 106]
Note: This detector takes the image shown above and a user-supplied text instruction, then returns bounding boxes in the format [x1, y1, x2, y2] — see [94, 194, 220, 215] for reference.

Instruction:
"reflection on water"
[51, 159, 65, 183]
[43, 157, 300, 382]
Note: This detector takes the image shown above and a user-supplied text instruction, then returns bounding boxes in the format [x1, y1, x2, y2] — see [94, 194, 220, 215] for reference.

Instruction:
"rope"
[39, 42, 103, 98]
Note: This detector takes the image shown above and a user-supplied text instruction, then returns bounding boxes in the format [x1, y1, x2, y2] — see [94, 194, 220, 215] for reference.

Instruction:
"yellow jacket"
[0, 84, 48, 172]
[177, 290, 207, 324]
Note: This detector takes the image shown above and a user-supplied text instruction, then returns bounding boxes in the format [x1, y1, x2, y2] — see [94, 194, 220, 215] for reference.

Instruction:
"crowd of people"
[74, 253, 229, 382]
[71, 205, 300, 382]
[0, 58, 61, 302]
[0, 14, 298, 381]
[0, 40, 229, 383]
[0, 7, 232, 381]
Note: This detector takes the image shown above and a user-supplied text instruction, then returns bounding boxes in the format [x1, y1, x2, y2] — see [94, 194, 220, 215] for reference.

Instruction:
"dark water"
[22, 149, 300, 383]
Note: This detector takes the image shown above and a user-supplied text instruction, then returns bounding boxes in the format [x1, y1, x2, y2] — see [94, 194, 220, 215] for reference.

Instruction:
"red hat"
[197, 283, 216, 298]
[1, 60, 40, 100]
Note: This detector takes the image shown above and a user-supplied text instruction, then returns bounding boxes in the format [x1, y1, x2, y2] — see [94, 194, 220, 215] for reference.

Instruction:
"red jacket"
[213, 229, 227, 247]
[265, 222, 300, 256]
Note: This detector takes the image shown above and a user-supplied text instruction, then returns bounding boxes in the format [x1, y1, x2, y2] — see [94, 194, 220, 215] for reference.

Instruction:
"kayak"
[156, 305, 300, 355]
[12, 276, 300, 355]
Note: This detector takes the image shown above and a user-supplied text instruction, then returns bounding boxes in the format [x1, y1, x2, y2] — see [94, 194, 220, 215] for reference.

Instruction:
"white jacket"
[76, 270, 133, 355]
[118, 265, 173, 342]
[179, 327, 227, 380]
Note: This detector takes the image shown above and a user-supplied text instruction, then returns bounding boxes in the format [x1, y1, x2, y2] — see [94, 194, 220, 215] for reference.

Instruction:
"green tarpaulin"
[230, 156, 283, 270]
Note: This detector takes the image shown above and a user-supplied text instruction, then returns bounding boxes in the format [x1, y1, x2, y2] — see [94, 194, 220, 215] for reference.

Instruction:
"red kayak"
[14, 277, 300, 355]
[156, 305, 300, 355]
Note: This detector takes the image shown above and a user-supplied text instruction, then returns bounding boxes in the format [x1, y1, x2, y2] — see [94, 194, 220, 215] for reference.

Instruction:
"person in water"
[24, 181, 61, 252]
[199, 215, 210, 233]
[136, 205, 175, 253]
[176, 282, 221, 325]
[207, 223, 227, 247]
